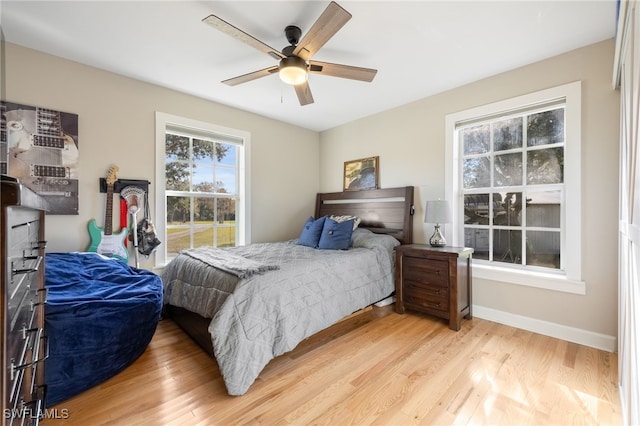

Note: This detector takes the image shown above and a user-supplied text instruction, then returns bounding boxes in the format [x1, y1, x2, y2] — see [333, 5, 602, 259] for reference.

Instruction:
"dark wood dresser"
[1, 177, 48, 425]
[395, 244, 473, 331]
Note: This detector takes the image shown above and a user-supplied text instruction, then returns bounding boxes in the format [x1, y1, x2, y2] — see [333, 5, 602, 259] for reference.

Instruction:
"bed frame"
[165, 186, 415, 356]
[315, 186, 414, 245]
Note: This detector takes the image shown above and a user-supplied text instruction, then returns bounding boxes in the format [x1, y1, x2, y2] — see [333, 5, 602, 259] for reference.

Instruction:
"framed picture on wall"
[343, 156, 379, 191]
[2, 101, 80, 214]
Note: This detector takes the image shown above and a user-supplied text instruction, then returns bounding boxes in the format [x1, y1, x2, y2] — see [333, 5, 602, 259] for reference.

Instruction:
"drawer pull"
[32, 240, 47, 250]
[21, 325, 39, 340]
[19, 386, 47, 424]
[12, 255, 43, 275]
[31, 288, 48, 311]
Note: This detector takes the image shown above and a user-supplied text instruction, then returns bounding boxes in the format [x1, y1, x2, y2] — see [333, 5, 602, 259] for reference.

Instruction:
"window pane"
[493, 117, 522, 151]
[493, 229, 522, 264]
[527, 109, 564, 146]
[526, 231, 560, 269]
[166, 196, 190, 225]
[193, 138, 214, 162]
[463, 124, 490, 155]
[463, 157, 491, 188]
[193, 165, 214, 191]
[194, 197, 214, 222]
[166, 195, 192, 257]
[216, 198, 237, 248]
[493, 192, 522, 227]
[217, 198, 236, 223]
[464, 194, 490, 225]
[527, 147, 564, 185]
[525, 191, 561, 228]
[494, 152, 522, 186]
[216, 167, 237, 194]
[193, 197, 215, 248]
[166, 134, 189, 161]
[215, 142, 236, 165]
[464, 228, 489, 260]
[165, 162, 190, 191]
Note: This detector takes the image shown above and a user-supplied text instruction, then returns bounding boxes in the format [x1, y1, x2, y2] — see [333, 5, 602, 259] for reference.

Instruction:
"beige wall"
[4, 43, 320, 269]
[320, 39, 620, 344]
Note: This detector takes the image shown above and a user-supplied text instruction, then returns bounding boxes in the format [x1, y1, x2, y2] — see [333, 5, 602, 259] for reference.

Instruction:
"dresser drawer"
[404, 279, 449, 313]
[402, 257, 448, 287]
[6, 210, 41, 254]
[8, 267, 40, 328]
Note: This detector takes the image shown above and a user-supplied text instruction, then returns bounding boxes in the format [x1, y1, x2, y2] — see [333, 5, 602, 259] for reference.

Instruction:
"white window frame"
[445, 81, 584, 294]
[154, 112, 251, 267]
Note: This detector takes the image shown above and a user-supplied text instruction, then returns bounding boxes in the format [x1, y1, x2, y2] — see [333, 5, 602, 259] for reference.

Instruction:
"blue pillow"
[318, 218, 354, 250]
[297, 216, 326, 248]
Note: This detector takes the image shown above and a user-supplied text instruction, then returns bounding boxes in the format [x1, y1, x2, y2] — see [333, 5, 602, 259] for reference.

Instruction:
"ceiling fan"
[202, 1, 377, 106]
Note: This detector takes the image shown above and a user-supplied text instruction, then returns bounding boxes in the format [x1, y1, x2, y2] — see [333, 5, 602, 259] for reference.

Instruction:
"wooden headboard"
[315, 186, 415, 245]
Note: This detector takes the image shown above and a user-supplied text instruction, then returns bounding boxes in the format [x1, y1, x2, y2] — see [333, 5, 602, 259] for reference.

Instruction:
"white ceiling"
[1, 1, 617, 132]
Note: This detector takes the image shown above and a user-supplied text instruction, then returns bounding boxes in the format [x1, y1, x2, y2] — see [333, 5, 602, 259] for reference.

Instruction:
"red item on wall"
[120, 198, 128, 247]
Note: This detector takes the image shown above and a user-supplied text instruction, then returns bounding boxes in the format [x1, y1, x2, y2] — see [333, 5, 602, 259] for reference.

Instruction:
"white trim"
[446, 81, 582, 292]
[473, 305, 617, 352]
[154, 112, 251, 267]
[473, 263, 586, 295]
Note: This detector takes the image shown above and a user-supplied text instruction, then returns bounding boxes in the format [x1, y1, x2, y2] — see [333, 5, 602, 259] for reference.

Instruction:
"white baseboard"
[473, 305, 617, 353]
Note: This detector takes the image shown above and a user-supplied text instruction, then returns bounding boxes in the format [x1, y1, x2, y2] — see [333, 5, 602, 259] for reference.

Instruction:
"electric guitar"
[87, 166, 129, 262]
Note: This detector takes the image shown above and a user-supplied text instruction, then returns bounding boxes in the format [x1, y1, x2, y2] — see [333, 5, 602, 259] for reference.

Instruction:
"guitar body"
[87, 219, 129, 262]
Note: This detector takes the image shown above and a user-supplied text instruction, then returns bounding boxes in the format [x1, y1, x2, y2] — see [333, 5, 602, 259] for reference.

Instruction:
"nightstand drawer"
[403, 257, 448, 287]
[404, 279, 448, 311]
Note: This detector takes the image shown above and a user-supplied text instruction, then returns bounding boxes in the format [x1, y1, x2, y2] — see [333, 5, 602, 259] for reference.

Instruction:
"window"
[155, 113, 250, 266]
[445, 82, 584, 294]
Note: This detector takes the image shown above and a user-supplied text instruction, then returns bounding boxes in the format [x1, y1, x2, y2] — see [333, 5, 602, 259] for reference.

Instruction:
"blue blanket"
[45, 252, 163, 405]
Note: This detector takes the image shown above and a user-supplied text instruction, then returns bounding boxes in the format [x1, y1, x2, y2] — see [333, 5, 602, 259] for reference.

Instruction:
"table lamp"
[424, 200, 452, 247]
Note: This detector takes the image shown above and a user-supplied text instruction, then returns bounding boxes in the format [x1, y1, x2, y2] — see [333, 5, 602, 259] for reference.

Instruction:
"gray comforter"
[161, 228, 399, 395]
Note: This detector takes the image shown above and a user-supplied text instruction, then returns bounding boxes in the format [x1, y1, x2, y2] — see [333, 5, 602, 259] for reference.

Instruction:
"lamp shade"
[279, 56, 308, 85]
[424, 200, 452, 224]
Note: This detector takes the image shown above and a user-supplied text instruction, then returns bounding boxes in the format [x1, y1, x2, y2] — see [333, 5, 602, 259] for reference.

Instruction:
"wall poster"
[1, 101, 79, 214]
[343, 156, 379, 191]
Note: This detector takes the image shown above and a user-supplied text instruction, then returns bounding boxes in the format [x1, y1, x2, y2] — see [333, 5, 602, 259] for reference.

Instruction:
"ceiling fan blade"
[293, 1, 351, 60]
[203, 15, 286, 60]
[222, 66, 279, 86]
[309, 60, 377, 82]
[294, 81, 314, 106]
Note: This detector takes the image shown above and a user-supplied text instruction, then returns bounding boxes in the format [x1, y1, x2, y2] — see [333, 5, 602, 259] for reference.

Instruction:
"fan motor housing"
[284, 25, 302, 45]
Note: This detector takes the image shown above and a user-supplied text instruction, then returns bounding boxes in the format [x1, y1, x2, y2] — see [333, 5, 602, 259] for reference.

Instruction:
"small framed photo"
[343, 156, 379, 191]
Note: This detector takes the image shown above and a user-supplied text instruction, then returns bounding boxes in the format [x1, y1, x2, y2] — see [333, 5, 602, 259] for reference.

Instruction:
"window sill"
[472, 263, 586, 295]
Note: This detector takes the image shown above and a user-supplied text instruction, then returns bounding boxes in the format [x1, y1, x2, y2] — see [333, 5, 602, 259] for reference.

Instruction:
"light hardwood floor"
[45, 306, 623, 425]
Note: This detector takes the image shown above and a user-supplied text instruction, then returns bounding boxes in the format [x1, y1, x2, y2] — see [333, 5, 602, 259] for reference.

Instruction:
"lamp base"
[429, 224, 447, 247]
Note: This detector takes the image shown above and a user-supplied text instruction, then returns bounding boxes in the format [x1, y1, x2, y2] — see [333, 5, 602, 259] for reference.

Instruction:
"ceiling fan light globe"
[279, 56, 308, 85]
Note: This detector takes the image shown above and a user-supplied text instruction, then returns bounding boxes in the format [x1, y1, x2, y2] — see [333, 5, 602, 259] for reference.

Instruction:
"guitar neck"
[104, 184, 114, 235]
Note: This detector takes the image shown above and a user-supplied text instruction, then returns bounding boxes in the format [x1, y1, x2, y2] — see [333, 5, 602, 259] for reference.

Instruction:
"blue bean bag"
[44, 252, 163, 405]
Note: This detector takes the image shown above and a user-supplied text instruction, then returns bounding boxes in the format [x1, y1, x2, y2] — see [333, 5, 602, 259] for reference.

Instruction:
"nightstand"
[395, 244, 474, 331]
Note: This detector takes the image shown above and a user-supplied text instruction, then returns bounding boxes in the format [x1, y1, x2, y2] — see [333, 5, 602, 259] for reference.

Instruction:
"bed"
[44, 252, 163, 405]
[161, 186, 414, 396]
